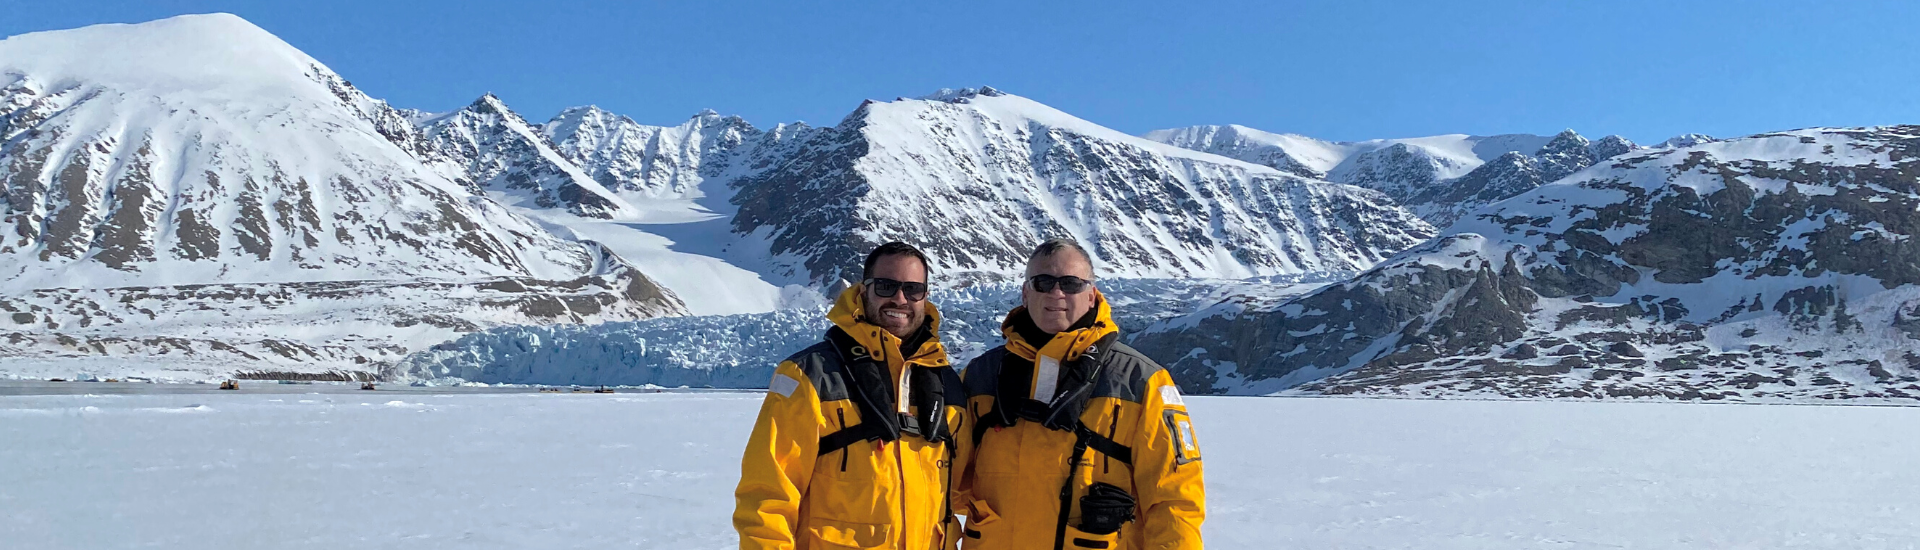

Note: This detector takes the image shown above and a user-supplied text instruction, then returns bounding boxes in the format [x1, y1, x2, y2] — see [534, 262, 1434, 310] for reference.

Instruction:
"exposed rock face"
[1400, 152, 1545, 226]
[1532, 130, 1600, 183]
[415, 94, 635, 219]
[1330, 143, 1473, 200]
[730, 88, 1437, 285]
[541, 106, 811, 199]
[1147, 126, 1641, 228]
[0, 253, 680, 377]
[1588, 135, 1637, 162]
[1400, 132, 1641, 227]
[1134, 127, 1920, 401]
[0, 14, 685, 377]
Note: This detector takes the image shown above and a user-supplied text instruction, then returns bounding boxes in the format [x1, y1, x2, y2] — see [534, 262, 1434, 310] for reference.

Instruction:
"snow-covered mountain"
[413, 94, 638, 219]
[541, 106, 813, 201]
[1133, 127, 1920, 400]
[1659, 133, 1717, 149]
[1147, 125, 1643, 227]
[0, 14, 685, 378]
[407, 87, 1436, 303]
[731, 87, 1436, 286]
[1144, 125, 1547, 181]
[19, 13, 1874, 402]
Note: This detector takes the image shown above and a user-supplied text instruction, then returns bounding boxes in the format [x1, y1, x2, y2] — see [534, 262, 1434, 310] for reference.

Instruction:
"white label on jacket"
[898, 372, 912, 414]
[768, 373, 800, 398]
[1160, 385, 1185, 406]
[1033, 355, 1062, 400]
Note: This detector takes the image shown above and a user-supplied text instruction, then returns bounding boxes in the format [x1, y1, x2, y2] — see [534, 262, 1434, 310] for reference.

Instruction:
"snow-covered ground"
[3, 388, 1915, 549]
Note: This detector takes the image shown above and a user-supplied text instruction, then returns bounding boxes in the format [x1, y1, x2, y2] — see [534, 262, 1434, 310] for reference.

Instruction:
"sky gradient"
[6, 1, 1919, 144]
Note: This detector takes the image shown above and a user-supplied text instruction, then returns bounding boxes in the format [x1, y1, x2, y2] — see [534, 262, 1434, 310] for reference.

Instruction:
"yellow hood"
[827, 282, 948, 367]
[1000, 288, 1117, 362]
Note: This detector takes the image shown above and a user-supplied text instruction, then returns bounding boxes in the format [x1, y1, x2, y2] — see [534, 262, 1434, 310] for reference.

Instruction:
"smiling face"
[863, 252, 929, 339]
[1022, 248, 1096, 334]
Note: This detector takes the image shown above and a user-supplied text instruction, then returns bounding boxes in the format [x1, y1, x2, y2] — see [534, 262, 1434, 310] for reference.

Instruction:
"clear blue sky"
[7, 0, 1920, 144]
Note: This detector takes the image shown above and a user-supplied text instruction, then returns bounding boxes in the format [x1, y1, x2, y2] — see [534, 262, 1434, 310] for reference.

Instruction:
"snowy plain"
[3, 387, 1916, 549]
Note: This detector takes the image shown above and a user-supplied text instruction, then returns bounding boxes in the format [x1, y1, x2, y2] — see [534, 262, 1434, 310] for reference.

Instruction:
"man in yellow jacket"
[734, 241, 969, 550]
[957, 238, 1205, 550]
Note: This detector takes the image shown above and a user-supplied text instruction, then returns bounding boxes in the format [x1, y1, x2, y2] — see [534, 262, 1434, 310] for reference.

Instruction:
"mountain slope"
[414, 94, 637, 219]
[1149, 125, 1644, 227]
[731, 87, 1436, 286]
[541, 106, 812, 202]
[0, 14, 684, 378]
[1133, 127, 1920, 400]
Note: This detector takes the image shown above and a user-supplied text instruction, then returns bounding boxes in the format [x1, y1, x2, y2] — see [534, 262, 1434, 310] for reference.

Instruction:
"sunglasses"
[865, 278, 929, 302]
[1028, 274, 1092, 294]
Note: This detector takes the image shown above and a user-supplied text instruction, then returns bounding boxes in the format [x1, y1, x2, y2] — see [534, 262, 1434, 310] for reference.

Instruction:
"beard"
[870, 303, 922, 337]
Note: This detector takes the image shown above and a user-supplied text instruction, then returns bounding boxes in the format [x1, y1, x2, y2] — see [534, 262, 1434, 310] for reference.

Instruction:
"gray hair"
[1025, 237, 1095, 278]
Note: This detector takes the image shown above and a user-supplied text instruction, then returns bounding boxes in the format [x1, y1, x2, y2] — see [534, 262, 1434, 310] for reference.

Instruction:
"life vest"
[980, 332, 1132, 550]
[818, 325, 961, 454]
[957, 293, 1206, 550]
[733, 285, 969, 550]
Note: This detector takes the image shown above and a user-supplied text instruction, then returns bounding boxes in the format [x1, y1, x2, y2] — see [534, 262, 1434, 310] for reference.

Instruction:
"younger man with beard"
[734, 242, 969, 550]
[956, 238, 1205, 550]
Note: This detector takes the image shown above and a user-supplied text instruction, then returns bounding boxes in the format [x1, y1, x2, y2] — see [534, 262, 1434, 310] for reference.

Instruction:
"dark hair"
[863, 241, 932, 281]
[1026, 237, 1095, 277]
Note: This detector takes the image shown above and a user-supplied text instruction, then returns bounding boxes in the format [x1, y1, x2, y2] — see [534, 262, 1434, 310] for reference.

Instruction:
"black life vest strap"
[816, 326, 954, 456]
[818, 422, 888, 456]
[1053, 431, 1094, 550]
[971, 333, 1132, 468]
[1077, 424, 1133, 466]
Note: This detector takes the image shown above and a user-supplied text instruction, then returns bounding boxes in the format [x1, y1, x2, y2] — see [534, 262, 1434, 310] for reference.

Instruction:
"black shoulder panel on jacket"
[1090, 342, 1164, 403]
[783, 341, 850, 402]
[936, 366, 968, 404]
[962, 346, 1008, 397]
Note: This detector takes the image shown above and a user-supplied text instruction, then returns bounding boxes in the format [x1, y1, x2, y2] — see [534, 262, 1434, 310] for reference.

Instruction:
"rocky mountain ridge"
[1148, 125, 1654, 227]
[1133, 126, 1920, 401]
[727, 87, 1437, 286]
[0, 14, 685, 378]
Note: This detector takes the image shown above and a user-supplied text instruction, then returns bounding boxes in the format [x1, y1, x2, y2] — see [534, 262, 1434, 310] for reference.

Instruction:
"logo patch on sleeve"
[1163, 409, 1201, 464]
[1159, 385, 1185, 406]
[768, 373, 801, 398]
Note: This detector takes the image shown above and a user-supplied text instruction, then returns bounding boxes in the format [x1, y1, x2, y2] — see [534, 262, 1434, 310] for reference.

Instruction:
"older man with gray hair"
[953, 237, 1206, 550]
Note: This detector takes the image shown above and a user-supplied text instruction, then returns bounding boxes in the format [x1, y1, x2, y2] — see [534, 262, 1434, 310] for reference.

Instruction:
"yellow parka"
[957, 292, 1205, 550]
[734, 284, 969, 550]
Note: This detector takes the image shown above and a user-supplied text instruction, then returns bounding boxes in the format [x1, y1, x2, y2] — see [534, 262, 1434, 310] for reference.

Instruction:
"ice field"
[3, 387, 1917, 549]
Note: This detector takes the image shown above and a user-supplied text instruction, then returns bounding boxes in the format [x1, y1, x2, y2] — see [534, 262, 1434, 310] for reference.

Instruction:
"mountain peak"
[1660, 133, 1718, 148]
[1544, 129, 1588, 145]
[1588, 135, 1638, 160]
[545, 105, 625, 134]
[556, 104, 607, 116]
[917, 86, 1007, 103]
[0, 13, 323, 98]
[465, 93, 527, 121]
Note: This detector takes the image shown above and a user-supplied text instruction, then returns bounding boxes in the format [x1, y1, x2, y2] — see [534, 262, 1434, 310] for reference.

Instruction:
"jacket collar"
[1000, 289, 1117, 363]
[827, 282, 949, 369]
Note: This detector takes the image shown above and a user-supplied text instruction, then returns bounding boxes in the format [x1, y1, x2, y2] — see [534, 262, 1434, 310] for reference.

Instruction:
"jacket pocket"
[806, 517, 891, 549]
[959, 499, 1000, 547]
[1064, 524, 1121, 549]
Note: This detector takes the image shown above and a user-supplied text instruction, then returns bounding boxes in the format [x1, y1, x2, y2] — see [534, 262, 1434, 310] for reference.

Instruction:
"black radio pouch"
[1078, 482, 1136, 535]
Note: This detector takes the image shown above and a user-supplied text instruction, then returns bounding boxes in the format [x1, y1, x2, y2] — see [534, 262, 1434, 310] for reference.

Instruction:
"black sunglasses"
[865, 278, 929, 302]
[1028, 274, 1092, 294]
